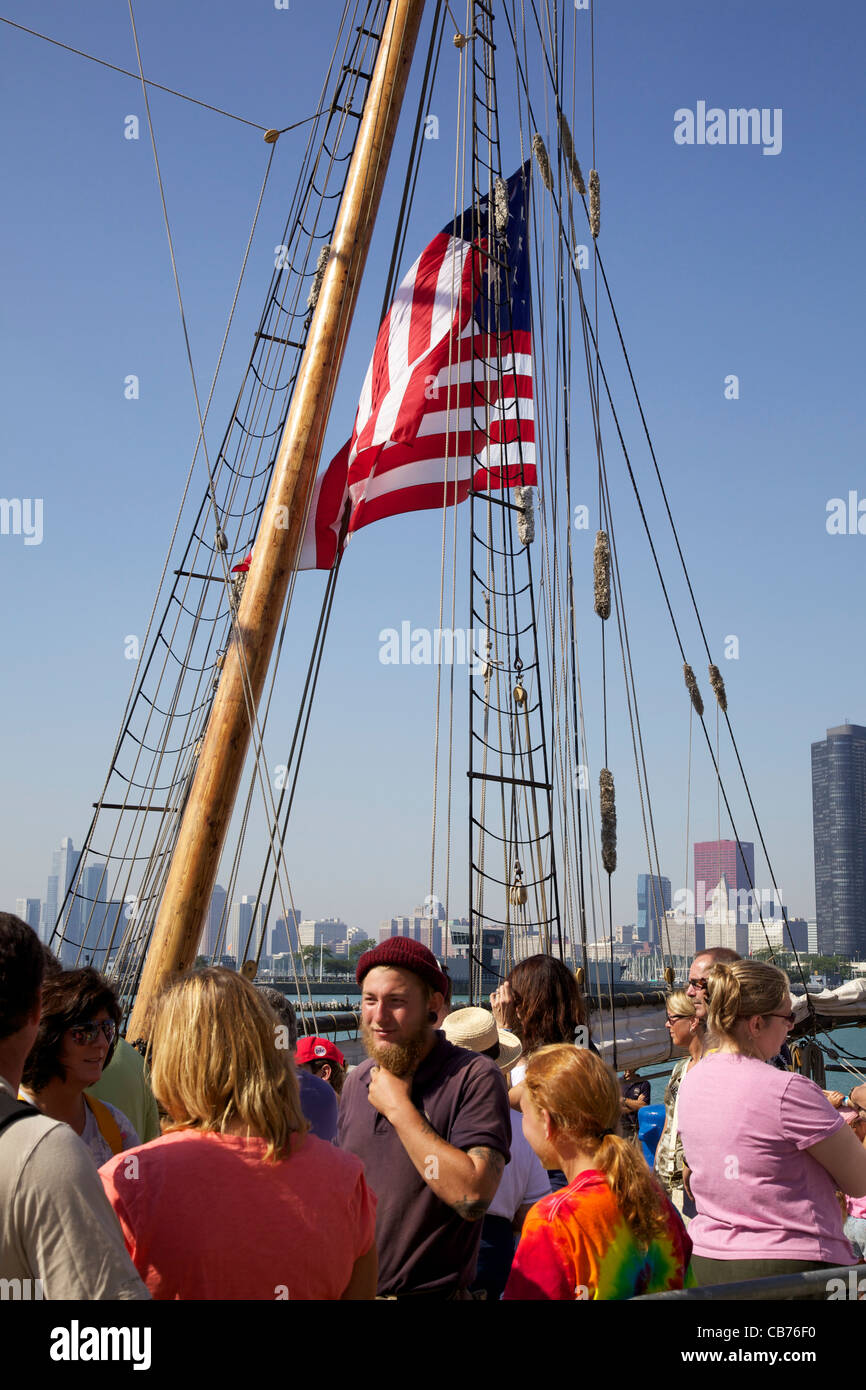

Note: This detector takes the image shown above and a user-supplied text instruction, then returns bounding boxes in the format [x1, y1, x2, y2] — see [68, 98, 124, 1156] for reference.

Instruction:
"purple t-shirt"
[338, 1033, 511, 1296]
[677, 1052, 853, 1264]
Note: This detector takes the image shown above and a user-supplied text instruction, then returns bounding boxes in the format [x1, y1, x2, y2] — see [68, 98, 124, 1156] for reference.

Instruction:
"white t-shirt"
[488, 1111, 550, 1220]
[0, 1074, 148, 1299]
[81, 1098, 140, 1167]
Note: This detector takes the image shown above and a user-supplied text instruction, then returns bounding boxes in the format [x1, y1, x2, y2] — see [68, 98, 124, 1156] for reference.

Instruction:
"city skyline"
[25, 820, 833, 963]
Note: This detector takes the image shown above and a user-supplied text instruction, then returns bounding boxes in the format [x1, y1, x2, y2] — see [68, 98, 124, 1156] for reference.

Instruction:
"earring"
[428, 1011, 438, 1023]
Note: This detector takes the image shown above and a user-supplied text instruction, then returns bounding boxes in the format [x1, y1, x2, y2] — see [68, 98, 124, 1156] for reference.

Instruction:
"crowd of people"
[1, 911, 866, 1300]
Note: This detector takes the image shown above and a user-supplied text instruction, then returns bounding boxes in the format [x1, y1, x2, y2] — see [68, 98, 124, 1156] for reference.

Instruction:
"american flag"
[298, 162, 536, 569]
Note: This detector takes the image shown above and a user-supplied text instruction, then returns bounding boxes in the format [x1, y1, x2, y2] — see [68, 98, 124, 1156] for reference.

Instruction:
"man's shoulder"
[1, 1106, 78, 1165]
[433, 1038, 506, 1087]
[342, 1059, 375, 1092]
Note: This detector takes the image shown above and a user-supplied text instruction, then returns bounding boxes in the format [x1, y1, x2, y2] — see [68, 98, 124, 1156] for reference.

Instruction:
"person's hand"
[367, 1066, 412, 1123]
[682, 1164, 693, 1201]
[825, 1090, 845, 1109]
[490, 982, 513, 1029]
[849, 1083, 866, 1112]
[508, 1081, 524, 1112]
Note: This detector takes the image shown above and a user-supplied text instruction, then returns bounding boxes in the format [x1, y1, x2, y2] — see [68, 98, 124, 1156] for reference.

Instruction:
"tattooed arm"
[367, 1066, 507, 1219]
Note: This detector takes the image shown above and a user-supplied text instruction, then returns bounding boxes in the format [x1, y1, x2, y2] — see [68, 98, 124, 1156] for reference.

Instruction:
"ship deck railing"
[635, 1263, 864, 1301]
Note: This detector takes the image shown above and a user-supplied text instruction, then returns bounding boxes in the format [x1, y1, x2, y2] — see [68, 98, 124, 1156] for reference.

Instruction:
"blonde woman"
[99, 969, 376, 1300]
[503, 1046, 692, 1299]
[677, 960, 866, 1285]
[654, 990, 705, 1218]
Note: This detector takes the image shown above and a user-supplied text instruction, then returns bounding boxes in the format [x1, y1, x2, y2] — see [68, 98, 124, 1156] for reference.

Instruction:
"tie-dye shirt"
[502, 1169, 693, 1300]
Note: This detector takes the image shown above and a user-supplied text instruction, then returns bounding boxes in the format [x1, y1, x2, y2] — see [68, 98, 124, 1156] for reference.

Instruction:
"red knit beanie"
[356, 937, 449, 997]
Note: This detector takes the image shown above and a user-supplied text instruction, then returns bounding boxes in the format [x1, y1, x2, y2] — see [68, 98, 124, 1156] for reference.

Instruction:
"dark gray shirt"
[338, 1034, 511, 1296]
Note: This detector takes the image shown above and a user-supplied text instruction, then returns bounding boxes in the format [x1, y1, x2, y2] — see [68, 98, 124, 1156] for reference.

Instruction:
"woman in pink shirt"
[99, 969, 376, 1300]
[677, 960, 866, 1286]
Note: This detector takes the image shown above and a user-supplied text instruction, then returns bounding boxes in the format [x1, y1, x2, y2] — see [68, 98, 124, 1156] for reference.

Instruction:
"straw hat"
[441, 1006, 523, 1071]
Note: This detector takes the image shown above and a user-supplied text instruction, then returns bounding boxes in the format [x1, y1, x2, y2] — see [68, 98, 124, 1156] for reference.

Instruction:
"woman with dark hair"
[491, 954, 594, 1191]
[491, 954, 592, 1087]
[20, 967, 139, 1166]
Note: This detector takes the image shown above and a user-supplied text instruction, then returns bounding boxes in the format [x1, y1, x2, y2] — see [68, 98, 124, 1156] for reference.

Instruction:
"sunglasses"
[666, 1015, 690, 1024]
[686, 978, 709, 992]
[68, 1019, 116, 1046]
[765, 1012, 796, 1026]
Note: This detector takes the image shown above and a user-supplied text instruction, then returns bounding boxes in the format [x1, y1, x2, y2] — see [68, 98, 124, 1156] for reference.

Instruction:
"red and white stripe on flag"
[298, 219, 536, 571]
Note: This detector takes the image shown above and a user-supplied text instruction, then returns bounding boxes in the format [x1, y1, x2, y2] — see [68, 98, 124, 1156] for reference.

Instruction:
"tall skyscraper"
[43, 837, 82, 962]
[15, 898, 41, 935]
[636, 874, 671, 944]
[228, 895, 268, 962]
[812, 723, 866, 957]
[694, 839, 756, 927]
[199, 884, 228, 959]
[269, 909, 300, 956]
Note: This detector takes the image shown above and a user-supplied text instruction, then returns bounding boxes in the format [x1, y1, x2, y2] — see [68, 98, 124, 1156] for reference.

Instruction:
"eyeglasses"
[665, 1015, 689, 1024]
[765, 1012, 796, 1026]
[68, 1019, 116, 1046]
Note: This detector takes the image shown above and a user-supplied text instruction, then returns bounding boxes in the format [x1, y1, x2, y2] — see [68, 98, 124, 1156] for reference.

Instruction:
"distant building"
[15, 898, 41, 935]
[662, 909, 698, 960]
[269, 909, 300, 956]
[694, 839, 755, 926]
[636, 875, 671, 944]
[614, 923, 635, 945]
[812, 723, 866, 957]
[704, 874, 748, 956]
[747, 917, 809, 955]
[331, 927, 365, 959]
[42, 837, 83, 964]
[199, 884, 227, 959]
[379, 912, 443, 956]
[298, 918, 348, 950]
[228, 895, 268, 963]
[41, 876, 58, 942]
[807, 919, 818, 953]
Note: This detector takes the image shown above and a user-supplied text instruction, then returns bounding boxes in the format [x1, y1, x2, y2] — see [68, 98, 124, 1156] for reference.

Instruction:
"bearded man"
[337, 938, 510, 1298]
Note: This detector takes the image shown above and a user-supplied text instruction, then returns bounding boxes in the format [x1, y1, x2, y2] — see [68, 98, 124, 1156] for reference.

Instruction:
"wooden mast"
[127, 0, 427, 1036]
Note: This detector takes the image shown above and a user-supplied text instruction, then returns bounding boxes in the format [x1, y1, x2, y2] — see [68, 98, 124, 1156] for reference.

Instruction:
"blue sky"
[2, 1, 864, 943]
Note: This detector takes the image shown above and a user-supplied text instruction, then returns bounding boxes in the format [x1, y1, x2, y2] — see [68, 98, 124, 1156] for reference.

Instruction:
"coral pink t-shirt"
[100, 1129, 375, 1300]
[677, 1053, 852, 1265]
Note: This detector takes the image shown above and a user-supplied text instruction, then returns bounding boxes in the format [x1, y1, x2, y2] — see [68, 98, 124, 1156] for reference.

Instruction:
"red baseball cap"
[295, 1036, 345, 1068]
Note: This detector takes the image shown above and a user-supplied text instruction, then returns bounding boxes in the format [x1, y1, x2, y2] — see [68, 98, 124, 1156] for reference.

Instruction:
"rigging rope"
[0, 16, 273, 130]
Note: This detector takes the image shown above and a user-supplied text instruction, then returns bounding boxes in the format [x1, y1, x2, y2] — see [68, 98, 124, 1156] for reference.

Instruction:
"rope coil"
[494, 176, 509, 235]
[306, 244, 331, 312]
[593, 530, 611, 619]
[708, 662, 728, 712]
[516, 486, 535, 544]
[600, 768, 617, 874]
[683, 663, 704, 717]
[557, 111, 586, 194]
[589, 169, 600, 237]
[532, 133, 553, 191]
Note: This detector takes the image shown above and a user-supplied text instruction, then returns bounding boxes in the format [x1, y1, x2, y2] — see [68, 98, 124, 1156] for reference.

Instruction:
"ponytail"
[591, 1130, 669, 1249]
